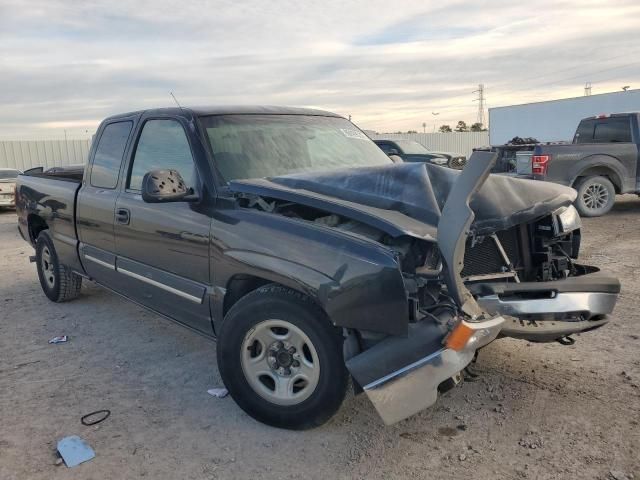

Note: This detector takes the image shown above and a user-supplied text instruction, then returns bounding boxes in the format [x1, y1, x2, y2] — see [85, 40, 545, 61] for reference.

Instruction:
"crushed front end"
[346, 151, 506, 424]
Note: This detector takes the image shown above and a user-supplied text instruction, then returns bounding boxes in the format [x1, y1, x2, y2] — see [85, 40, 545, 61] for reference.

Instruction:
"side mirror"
[387, 148, 400, 156]
[141, 169, 189, 203]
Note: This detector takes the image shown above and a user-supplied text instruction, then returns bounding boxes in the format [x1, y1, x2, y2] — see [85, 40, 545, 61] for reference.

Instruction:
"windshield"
[199, 114, 391, 181]
[0, 169, 20, 179]
[394, 140, 430, 154]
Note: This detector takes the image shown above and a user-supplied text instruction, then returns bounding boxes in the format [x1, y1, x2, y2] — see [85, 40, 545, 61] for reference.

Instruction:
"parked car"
[15, 106, 619, 429]
[489, 113, 640, 216]
[0, 168, 21, 208]
[374, 138, 467, 169]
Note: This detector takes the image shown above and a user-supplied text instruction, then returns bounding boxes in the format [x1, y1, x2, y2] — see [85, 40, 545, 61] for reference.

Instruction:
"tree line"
[388, 121, 487, 134]
[439, 121, 486, 133]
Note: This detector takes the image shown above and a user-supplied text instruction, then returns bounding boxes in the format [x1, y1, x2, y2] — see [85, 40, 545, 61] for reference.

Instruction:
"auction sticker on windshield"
[340, 128, 369, 141]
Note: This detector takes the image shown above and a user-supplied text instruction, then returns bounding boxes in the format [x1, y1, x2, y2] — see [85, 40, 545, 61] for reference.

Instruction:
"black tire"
[217, 284, 348, 430]
[574, 176, 616, 217]
[35, 231, 82, 302]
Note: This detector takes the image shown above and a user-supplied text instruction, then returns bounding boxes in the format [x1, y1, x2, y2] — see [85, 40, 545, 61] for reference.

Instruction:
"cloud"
[0, 0, 639, 137]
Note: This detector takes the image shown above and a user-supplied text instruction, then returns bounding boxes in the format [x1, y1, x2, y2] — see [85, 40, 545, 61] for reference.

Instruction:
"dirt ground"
[1, 197, 639, 480]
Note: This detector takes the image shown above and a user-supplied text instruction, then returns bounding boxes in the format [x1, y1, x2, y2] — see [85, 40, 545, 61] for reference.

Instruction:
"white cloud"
[0, 0, 639, 137]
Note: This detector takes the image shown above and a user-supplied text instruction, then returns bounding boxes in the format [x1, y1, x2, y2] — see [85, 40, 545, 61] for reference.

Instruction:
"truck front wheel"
[574, 176, 616, 217]
[35, 231, 82, 302]
[216, 284, 348, 429]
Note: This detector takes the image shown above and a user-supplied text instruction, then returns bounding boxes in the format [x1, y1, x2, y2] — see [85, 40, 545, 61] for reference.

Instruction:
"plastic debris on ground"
[207, 388, 229, 398]
[48, 335, 68, 344]
[57, 435, 95, 467]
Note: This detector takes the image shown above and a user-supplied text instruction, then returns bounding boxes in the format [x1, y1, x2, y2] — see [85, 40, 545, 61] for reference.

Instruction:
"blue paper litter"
[57, 435, 95, 467]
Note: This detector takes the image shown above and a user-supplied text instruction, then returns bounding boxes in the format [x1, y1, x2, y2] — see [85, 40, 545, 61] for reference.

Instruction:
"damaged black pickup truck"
[15, 106, 620, 429]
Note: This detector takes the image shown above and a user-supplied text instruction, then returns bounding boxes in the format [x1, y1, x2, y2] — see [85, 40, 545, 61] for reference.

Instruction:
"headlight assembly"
[554, 205, 582, 235]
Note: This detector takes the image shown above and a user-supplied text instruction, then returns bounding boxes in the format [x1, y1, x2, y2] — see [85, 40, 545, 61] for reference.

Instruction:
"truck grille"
[461, 227, 521, 278]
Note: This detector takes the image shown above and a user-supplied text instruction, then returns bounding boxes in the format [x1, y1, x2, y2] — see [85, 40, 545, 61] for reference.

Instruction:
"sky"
[1, 0, 640, 139]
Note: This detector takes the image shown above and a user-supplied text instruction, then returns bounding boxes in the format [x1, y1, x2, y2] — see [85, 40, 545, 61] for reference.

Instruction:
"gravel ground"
[1, 197, 639, 480]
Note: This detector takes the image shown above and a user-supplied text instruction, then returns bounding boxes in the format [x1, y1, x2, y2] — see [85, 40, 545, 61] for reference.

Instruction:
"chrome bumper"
[360, 316, 504, 425]
[477, 291, 618, 320]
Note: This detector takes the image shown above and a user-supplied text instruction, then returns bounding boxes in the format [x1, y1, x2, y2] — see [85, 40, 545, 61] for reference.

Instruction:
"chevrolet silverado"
[15, 106, 619, 429]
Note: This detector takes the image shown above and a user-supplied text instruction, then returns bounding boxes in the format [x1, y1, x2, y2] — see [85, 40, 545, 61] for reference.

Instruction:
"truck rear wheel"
[35, 231, 82, 302]
[216, 284, 348, 430]
[574, 176, 616, 217]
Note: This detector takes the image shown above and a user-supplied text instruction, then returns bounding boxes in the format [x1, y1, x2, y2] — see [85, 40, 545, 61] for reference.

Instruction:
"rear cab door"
[112, 112, 213, 334]
[77, 117, 136, 288]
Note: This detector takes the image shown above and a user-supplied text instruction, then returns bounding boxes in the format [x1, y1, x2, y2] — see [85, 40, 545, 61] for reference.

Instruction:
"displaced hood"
[229, 159, 576, 237]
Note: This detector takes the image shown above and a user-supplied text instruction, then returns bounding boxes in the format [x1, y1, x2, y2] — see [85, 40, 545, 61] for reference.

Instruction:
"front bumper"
[471, 270, 620, 342]
[477, 291, 617, 320]
[347, 315, 504, 425]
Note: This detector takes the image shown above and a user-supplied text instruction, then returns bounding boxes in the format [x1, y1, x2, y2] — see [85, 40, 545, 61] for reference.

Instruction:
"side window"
[128, 119, 196, 191]
[90, 121, 132, 188]
[574, 120, 595, 144]
[593, 118, 631, 143]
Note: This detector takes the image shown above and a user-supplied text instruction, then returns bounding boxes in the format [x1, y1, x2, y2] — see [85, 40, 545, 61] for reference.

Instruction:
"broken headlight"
[553, 205, 581, 236]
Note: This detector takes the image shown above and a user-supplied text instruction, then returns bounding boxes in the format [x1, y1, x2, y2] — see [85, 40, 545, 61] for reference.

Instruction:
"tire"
[35, 231, 82, 302]
[574, 176, 616, 217]
[217, 284, 348, 430]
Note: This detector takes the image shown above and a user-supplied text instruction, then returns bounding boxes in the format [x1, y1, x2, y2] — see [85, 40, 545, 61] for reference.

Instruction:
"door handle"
[115, 208, 130, 225]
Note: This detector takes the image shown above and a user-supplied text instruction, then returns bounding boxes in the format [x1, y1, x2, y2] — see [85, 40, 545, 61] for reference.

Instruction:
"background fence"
[368, 131, 490, 158]
[0, 140, 91, 171]
[0, 132, 491, 171]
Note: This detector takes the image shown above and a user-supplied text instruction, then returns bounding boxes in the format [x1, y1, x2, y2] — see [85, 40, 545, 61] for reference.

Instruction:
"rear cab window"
[90, 122, 133, 188]
[574, 117, 631, 144]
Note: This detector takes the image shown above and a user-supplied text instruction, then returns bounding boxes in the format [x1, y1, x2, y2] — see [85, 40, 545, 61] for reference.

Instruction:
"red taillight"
[532, 155, 550, 175]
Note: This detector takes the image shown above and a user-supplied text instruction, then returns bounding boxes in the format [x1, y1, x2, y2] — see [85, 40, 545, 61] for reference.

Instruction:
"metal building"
[489, 89, 640, 145]
[0, 139, 91, 171]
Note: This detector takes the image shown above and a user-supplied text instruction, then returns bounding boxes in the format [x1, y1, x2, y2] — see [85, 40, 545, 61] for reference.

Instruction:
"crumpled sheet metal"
[267, 158, 576, 236]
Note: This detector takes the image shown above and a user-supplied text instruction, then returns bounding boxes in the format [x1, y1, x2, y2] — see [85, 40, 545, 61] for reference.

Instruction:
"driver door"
[113, 118, 212, 334]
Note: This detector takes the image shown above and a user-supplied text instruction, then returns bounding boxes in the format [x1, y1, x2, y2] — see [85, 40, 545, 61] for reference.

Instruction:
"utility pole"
[472, 84, 485, 127]
[584, 82, 592, 96]
[422, 122, 426, 134]
[431, 112, 439, 133]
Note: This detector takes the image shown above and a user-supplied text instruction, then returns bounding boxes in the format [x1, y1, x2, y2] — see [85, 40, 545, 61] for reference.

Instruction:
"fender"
[210, 210, 410, 336]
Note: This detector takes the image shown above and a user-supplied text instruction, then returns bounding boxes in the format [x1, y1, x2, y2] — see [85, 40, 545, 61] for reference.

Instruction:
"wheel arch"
[571, 157, 625, 194]
[213, 249, 408, 337]
[27, 214, 49, 245]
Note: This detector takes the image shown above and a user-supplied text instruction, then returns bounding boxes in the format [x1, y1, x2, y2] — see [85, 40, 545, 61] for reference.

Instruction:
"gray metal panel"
[0, 139, 91, 170]
[369, 132, 489, 158]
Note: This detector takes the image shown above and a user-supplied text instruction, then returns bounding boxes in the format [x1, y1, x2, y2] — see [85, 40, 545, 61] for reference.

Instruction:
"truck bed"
[15, 171, 82, 271]
[23, 164, 84, 183]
